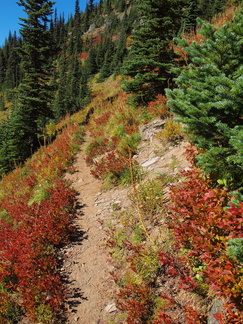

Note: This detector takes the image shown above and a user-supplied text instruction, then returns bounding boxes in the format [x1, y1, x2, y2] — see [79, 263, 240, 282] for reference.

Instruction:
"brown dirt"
[62, 120, 189, 323]
[63, 147, 121, 324]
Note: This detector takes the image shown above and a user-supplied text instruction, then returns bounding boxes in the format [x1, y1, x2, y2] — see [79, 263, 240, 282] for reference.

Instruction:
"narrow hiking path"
[62, 137, 127, 324]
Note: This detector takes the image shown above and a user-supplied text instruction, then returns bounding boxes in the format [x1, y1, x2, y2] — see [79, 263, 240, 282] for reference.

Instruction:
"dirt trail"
[63, 145, 119, 324]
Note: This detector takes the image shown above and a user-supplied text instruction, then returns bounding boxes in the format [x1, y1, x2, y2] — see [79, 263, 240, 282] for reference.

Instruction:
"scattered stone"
[105, 303, 117, 313]
[74, 316, 80, 321]
[76, 179, 83, 183]
[140, 119, 165, 141]
[184, 167, 191, 172]
[141, 156, 160, 167]
[208, 299, 224, 324]
[96, 199, 105, 204]
[86, 23, 96, 33]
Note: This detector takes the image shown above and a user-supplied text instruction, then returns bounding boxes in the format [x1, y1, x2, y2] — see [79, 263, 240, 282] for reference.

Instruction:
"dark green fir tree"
[65, 47, 83, 114]
[97, 37, 115, 82]
[166, 10, 243, 190]
[52, 50, 69, 119]
[0, 49, 6, 90]
[182, 0, 200, 33]
[4, 32, 22, 90]
[122, 0, 184, 105]
[104, 0, 112, 14]
[4, 0, 55, 169]
[112, 28, 128, 75]
[83, 43, 98, 77]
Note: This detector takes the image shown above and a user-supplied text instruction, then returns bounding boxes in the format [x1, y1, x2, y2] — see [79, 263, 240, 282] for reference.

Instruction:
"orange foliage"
[147, 94, 171, 118]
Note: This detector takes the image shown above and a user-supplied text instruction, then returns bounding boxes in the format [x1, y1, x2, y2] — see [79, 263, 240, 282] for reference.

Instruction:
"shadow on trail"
[59, 201, 89, 319]
[66, 288, 88, 313]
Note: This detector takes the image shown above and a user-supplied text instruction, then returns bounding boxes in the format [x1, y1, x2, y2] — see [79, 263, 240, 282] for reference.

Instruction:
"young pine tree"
[182, 0, 200, 33]
[166, 10, 243, 190]
[52, 50, 69, 119]
[122, 0, 184, 106]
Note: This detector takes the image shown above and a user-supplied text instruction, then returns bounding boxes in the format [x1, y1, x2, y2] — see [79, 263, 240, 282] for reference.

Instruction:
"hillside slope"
[62, 120, 189, 323]
[0, 2, 243, 323]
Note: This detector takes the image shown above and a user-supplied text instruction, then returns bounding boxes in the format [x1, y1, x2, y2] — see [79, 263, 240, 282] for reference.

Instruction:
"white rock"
[184, 167, 191, 172]
[96, 199, 105, 204]
[76, 179, 83, 183]
[105, 303, 117, 313]
[141, 156, 160, 167]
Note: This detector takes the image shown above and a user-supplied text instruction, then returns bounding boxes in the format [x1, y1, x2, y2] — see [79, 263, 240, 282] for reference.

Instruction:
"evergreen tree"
[0, 119, 14, 174]
[74, 0, 81, 24]
[0, 93, 5, 111]
[122, 0, 184, 105]
[104, 0, 112, 14]
[52, 50, 68, 119]
[182, 0, 200, 33]
[88, 0, 95, 13]
[53, 41, 90, 119]
[97, 37, 115, 81]
[115, 0, 126, 12]
[166, 10, 243, 190]
[8, 0, 55, 165]
[198, 0, 227, 20]
[65, 47, 83, 114]
[4, 32, 22, 89]
[97, 0, 104, 14]
[85, 43, 98, 75]
[50, 10, 67, 50]
[0, 49, 6, 90]
[0, 32, 23, 92]
[83, 0, 96, 31]
[112, 28, 128, 75]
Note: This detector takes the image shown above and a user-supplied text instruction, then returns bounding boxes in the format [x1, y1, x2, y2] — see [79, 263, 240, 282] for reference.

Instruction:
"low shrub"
[169, 164, 243, 321]
[157, 119, 183, 145]
[147, 94, 171, 119]
[0, 114, 86, 322]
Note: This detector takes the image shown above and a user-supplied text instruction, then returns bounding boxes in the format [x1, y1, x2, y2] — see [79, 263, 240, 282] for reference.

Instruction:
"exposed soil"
[63, 120, 189, 323]
[63, 148, 121, 324]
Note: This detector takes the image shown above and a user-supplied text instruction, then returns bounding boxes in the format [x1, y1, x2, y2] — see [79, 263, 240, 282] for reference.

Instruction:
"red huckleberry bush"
[169, 164, 243, 322]
[0, 116, 85, 322]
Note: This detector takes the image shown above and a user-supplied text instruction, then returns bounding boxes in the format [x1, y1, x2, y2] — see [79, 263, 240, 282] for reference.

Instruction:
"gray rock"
[140, 119, 165, 141]
[208, 299, 223, 324]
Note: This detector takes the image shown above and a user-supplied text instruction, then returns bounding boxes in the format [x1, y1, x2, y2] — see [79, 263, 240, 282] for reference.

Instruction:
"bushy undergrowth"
[106, 173, 208, 324]
[169, 148, 243, 323]
[0, 114, 86, 323]
[85, 89, 144, 187]
[107, 145, 243, 323]
[146, 94, 171, 119]
[157, 119, 183, 145]
[84, 84, 177, 188]
[101, 85, 243, 322]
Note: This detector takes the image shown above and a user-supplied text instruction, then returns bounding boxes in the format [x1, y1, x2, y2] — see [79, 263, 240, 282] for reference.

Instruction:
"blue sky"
[0, 0, 93, 47]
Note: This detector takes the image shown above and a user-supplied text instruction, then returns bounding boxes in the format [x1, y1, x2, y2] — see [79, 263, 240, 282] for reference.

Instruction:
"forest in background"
[0, 0, 243, 323]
